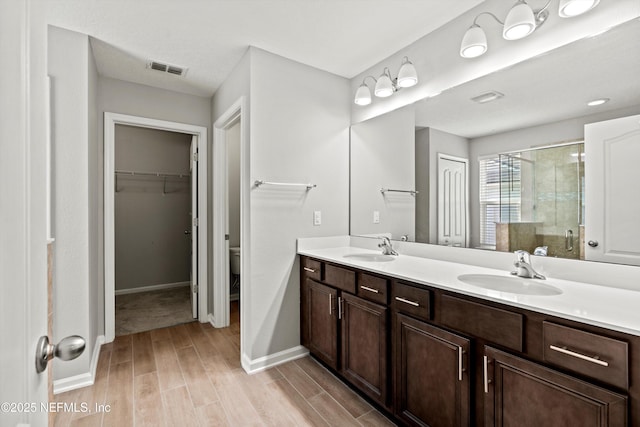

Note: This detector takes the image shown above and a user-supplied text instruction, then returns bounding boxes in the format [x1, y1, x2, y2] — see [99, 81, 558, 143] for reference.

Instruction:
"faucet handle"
[514, 250, 530, 263]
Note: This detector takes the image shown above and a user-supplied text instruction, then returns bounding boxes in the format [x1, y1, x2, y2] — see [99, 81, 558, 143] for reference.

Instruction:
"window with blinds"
[479, 154, 522, 247]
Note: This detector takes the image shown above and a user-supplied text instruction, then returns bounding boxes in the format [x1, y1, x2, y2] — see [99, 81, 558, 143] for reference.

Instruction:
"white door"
[190, 136, 199, 318]
[1, 1, 49, 424]
[585, 114, 640, 265]
[437, 154, 468, 247]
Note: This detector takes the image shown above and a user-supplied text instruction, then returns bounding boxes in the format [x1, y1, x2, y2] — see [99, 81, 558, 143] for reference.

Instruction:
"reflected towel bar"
[380, 188, 419, 195]
[254, 180, 316, 190]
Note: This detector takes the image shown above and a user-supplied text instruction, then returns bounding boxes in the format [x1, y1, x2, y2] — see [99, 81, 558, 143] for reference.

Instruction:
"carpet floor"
[115, 286, 194, 336]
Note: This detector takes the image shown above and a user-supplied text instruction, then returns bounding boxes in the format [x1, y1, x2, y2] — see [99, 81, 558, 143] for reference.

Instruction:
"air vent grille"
[471, 90, 504, 104]
[147, 61, 187, 77]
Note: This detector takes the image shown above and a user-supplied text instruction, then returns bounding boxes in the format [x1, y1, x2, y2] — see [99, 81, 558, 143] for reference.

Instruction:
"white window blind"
[479, 154, 523, 247]
[479, 157, 500, 247]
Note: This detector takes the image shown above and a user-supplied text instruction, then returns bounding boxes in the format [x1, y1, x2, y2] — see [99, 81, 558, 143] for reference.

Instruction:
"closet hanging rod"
[380, 188, 419, 195]
[254, 180, 316, 190]
[115, 169, 190, 179]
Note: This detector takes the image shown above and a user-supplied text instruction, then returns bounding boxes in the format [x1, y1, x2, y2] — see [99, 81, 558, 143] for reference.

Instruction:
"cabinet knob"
[588, 240, 599, 247]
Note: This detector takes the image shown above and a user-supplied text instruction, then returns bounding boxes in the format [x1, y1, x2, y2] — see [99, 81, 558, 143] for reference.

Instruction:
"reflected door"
[437, 155, 468, 247]
[585, 114, 640, 265]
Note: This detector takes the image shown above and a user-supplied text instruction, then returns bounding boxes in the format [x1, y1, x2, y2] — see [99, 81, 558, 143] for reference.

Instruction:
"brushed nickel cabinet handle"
[338, 297, 343, 320]
[303, 267, 316, 273]
[549, 345, 609, 367]
[360, 286, 379, 294]
[329, 294, 332, 316]
[458, 347, 463, 381]
[395, 296, 419, 307]
[483, 355, 491, 393]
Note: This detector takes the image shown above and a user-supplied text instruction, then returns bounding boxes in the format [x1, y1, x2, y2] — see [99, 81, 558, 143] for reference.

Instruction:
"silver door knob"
[184, 230, 192, 235]
[35, 335, 85, 373]
[588, 240, 599, 247]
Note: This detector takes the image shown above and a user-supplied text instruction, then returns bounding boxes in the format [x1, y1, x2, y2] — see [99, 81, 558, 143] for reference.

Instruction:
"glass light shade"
[503, 1, 536, 40]
[397, 58, 418, 88]
[559, 0, 600, 17]
[374, 73, 394, 98]
[354, 83, 372, 106]
[460, 25, 487, 58]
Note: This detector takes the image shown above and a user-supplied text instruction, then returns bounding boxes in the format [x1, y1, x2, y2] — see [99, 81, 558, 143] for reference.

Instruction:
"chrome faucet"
[511, 250, 545, 279]
[378, 236, 399, 256]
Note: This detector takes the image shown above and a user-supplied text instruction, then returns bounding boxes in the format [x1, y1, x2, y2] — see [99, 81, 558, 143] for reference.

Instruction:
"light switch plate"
[373, 211, 380, 224]
[313, 211, 322, 226]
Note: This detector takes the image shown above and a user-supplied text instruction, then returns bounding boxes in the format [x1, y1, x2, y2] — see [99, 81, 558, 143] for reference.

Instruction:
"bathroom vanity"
[298, 245, 640, 426]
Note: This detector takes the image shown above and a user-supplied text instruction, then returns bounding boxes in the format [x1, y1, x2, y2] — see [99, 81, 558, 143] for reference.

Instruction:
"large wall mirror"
[350, 18, 640, 266]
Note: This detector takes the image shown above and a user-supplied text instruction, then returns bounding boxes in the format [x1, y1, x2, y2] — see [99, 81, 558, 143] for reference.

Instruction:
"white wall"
[212, 47, 352, 364]
[468, 104, 640, 248]
[114, 126, 192, 291]
[48, 25, 99, 380]
[350, 105, 415, 240]
[350, 0, 640, 124]
[211, 48, 251, 318]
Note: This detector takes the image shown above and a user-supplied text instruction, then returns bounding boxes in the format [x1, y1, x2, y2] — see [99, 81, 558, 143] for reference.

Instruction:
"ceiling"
[43, 0, 484, 97]
[414, 18, 640, 139]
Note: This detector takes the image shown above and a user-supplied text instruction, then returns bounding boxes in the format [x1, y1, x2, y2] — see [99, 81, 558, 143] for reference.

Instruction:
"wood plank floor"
[54, 303, 395, 426]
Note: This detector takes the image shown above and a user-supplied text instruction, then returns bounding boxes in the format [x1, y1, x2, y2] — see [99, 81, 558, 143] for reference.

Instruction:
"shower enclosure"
[495, 142, 584, 260]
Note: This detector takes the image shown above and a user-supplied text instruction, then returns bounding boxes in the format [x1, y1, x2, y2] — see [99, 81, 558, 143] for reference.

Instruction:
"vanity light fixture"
[354, 56, 418, 106]
[461, 0, 600, 59]
[587, 98, 609, 106]
[559, 0, 600, 18]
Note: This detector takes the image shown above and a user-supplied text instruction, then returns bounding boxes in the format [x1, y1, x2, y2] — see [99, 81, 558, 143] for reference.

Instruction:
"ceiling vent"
[147, 61, 188, 77]
[471, 90, 504, 104]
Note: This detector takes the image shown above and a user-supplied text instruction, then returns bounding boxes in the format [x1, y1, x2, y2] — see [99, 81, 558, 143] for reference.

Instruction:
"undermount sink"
[457, 274, 563, 296]
[343, 253, 396, 263]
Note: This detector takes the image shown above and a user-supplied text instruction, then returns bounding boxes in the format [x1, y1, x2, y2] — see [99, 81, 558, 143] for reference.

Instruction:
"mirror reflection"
[349, 18, 640, 265]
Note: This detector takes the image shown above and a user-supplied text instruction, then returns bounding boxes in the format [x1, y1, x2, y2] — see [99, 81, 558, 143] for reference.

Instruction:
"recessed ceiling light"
[587, 98, 609, 106]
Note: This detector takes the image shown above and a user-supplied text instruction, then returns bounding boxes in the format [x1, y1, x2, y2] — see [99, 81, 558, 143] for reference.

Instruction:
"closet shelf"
[115, 169, 190, 179]
[115, 169, 190, 194]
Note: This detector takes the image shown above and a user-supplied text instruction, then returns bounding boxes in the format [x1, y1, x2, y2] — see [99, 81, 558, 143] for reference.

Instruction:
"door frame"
[104, 112, 208, 342]
[212, 96, 248, 332]
[436, 153, 469, 248]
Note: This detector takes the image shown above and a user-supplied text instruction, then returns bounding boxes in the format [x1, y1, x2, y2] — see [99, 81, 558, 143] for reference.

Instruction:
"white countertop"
[298, 245, 640, 337]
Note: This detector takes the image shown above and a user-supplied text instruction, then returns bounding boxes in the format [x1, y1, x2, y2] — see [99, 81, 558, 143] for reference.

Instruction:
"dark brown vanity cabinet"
[300, 257, 390, 407]
[305, 279, 339, 370]
[484, 346, 627, 427]
[300, 256, 636, 426]
[395, 312, 471, 427]
[341, 292, 389, 406]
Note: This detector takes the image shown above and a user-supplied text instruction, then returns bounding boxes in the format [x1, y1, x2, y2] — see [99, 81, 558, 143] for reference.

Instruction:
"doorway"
[113, 125, 194, 336]
[212, 97, 247, 341]
[104, 113, 208, 342]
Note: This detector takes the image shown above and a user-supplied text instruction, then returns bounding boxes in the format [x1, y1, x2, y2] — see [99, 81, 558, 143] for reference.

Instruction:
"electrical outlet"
[373, 211, 380, 224]
[313, 211, 322, 226]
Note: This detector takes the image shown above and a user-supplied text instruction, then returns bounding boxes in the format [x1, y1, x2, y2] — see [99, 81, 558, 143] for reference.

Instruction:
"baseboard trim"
[242, 345, 309, 374]
[208, 313, 218, 328]
[115, 281, 190, 295]
[53, 335, 105, 394]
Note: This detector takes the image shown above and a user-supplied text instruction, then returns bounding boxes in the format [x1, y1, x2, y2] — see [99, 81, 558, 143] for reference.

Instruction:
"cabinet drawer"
[357, 273, 389, 305]
[325, 264, 356, 294]
[543, 322, 629, 390]
[301, 257, 322, 281]
[441, 295, 523, 352]
[391, 282, 431, 321]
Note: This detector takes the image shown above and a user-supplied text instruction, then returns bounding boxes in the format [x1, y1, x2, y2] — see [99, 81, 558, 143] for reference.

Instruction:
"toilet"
[229, 247, 241, 276]
[229, 247, 241, 299]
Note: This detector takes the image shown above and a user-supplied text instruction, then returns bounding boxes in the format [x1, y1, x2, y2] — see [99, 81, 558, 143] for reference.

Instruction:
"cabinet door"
[307, 280, 339, 370]
[341, 293, 388, 407]
[484, 346, 627, 427]
[395, 313, 470, 427]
